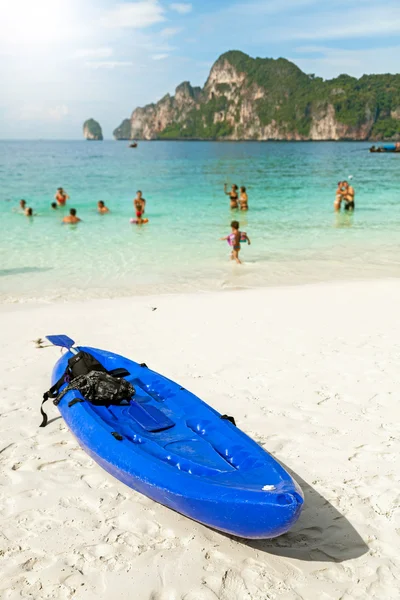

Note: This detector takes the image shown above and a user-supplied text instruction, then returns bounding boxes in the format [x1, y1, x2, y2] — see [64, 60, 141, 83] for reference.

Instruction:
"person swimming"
[62, 208, 81, 224]
[134, 191, 146, 220]
[19, 199, 27, 211]
[220, 220, 251, 264]
[55, 187, 69, 206]
[25, 207, 33, 217]
[224, 184, 239, 209]
[239, 186, 248, 210]
[51, 202, 57, 210]
[97, 200, 109, 214]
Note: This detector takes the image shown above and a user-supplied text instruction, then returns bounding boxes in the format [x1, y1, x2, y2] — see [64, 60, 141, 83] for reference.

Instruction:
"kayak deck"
[52, 346, 304, 538]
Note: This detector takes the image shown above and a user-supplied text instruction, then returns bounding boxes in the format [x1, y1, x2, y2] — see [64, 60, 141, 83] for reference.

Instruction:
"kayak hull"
[51, 346, 304, 539]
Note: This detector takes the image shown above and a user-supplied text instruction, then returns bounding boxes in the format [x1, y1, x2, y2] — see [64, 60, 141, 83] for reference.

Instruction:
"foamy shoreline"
[1, 280, 399, 599]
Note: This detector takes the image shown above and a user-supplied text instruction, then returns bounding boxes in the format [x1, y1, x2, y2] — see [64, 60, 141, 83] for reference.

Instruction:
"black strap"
[221, 414, 236, 426]
[108, 368, 130, 378]
[68, 398, 85, 408]
[40, 371, 69, 428]
[39, 396, 50, 428]
[45, 371, 70, 400]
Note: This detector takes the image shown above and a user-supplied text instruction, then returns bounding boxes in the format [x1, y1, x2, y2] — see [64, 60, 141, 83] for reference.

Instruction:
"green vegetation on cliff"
[159, 95, 234, 139]
[83, 119, 103, 140]
[114, 51, 400, 140]
[113, 118, 131, 140]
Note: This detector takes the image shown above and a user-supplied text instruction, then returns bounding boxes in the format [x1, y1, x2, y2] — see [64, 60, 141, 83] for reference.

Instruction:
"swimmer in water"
[51, 202, 57, 210]
[19, 199, 27, 212]
[97, 200, 109, 214]
[62, 208, 81, 224]
[239, 186, 248, 210]
[220, 220, 251, 265]
[25, 207, 33, 217]
[224, 184, 239, 209]
[55, 187, 69, 206]
[134, 190, 146, 221]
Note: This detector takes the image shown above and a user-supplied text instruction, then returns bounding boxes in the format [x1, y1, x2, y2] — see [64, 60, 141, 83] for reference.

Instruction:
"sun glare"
[0, 0, 78, 46]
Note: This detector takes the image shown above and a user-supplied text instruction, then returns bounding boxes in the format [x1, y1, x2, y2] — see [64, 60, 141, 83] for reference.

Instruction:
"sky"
[1, 0, 400, 139]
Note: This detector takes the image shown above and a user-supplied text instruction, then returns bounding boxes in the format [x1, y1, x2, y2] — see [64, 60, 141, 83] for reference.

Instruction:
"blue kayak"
[50, 343, 303, 539]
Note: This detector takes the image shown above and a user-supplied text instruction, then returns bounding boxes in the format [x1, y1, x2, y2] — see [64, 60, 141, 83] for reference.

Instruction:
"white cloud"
[270, 5, 400, 41]
[152, 53, 169, 60]
[169, 3, 192, 15]
[18, 104, 70, 122]
[73, 47, 113, 59]
[85, 61, 133, 69]
[230, 0, 319, 15]
[290, 45, 400, 79]
[100, 1, 165, 29]
[160, 27, 182, 37]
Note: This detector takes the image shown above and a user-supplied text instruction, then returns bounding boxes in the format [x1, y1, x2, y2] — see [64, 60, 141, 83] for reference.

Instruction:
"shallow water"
[0, 140, 399, 302]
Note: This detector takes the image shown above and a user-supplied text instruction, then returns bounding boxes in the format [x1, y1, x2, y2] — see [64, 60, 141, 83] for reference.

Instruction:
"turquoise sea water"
[1, 140, 400, 303]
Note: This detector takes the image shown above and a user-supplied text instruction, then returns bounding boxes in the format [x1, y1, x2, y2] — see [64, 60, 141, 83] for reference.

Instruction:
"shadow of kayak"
[241, 463, 369, 562]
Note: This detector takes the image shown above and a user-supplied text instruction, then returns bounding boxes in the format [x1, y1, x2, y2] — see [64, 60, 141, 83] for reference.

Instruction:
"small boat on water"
[129, 142, 138, 148]
[370, 143, 400, 153]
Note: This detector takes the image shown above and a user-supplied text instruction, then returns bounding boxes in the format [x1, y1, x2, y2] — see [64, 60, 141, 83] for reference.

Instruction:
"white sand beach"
[1, 280, 399, 600]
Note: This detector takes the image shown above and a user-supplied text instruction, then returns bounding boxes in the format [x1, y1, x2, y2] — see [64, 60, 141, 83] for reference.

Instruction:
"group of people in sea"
[334, 180, 355, 212]
[18, 188, 112, 223]
[224, 184, 249, 210]
[16, 183, 252, 264]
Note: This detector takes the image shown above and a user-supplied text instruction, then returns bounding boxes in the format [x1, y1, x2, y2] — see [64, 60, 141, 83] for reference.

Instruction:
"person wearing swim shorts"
[342, 181, 355, 211]
[224, 184, 239, 209]
[62, 208, 81, 224]
[134, 190, 146, 222]
[220, 220, 251, 264]
[239, 186, 248, 210]
[97, 200, 109, 214]
[55, 187, 69, 206]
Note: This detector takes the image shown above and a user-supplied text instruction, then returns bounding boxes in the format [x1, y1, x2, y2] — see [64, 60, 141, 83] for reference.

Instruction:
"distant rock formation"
[83, 119, 103, 141]
[113, 50, 400, 141]
[113, 119, 131, 140]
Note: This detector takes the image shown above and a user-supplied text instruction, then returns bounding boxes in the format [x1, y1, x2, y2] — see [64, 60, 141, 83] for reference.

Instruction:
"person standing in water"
[97, 200, 109, 214]
[62, 208, 81, 224]
[19, 199, 27, 212]
[55, 187, 69, 206]
[220, 220, 251, 265]
[239, 186, 248, 210]
[334, 181, 344, 212]
[224, 184, 239, 209]
[342, 181, 355, 211]
[134, 191, 146, 219]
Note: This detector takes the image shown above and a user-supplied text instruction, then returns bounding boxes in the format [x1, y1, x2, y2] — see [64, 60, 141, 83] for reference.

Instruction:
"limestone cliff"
[113, 51, 400, 141]
[83, 119, 103, 141]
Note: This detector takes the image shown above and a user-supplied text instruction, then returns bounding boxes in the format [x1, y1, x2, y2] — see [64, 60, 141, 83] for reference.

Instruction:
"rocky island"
[83, 119, 103, 141]
[113, 50, 400, 141]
